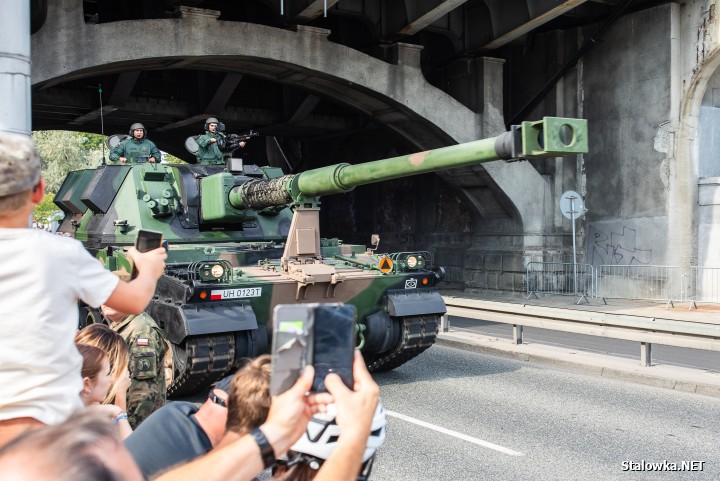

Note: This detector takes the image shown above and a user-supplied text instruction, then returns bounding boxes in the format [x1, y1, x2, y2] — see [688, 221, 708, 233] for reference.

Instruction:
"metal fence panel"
[526, 262, 595, 297]
[685, 267, 720, 304]
[596, 265, 682, 303]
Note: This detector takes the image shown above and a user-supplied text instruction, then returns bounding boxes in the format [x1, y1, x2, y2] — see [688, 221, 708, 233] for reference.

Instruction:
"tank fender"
[363, 310, 401, 353]
[150, 301, 257, 344]
[387, 289, 447, 317]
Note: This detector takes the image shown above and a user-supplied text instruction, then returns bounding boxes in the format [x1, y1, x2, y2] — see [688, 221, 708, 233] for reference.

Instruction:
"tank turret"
[57, 117, 587, 395]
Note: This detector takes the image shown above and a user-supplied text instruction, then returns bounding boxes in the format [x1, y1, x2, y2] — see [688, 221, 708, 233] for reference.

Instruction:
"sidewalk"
[436, 289, 720, 398]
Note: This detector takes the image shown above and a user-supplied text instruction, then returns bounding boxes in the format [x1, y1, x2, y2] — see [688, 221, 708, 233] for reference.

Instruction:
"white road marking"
[385, 410, 525, 457]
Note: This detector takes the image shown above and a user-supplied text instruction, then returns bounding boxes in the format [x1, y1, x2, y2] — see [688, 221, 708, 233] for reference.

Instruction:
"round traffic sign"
[560, 191, 585, 220]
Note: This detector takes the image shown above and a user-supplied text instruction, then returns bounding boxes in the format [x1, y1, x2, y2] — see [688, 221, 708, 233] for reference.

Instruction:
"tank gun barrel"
[229, 117, 587, 210]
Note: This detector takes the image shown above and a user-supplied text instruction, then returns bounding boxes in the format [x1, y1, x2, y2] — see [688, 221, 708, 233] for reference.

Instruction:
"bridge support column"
[0, 0, 31, 135]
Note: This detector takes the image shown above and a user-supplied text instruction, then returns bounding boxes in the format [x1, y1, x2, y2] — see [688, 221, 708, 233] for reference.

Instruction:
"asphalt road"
[449, 316, 720, 372]
[370, 345, 720, 481]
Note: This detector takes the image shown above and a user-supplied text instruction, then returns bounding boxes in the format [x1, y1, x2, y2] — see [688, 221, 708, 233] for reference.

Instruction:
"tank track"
[168, 334, 236, 397]
[366, 314, 439, 372]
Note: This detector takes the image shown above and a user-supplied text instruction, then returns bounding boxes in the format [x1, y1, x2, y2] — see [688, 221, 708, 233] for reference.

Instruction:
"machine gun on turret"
[218, 129, 259, 155]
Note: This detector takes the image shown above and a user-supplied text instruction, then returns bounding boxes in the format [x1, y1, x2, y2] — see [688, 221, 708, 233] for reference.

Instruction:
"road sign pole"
[571, 196, 577, 297]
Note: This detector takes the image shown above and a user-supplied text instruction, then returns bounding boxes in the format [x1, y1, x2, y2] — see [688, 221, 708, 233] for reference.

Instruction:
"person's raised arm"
[153, 365, 333, 481]
[104, 247, 166, 314]
[313, 351, 380, 481]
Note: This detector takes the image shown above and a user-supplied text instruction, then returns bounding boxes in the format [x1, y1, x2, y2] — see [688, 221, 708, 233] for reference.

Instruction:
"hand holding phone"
[270, 303, 356, 396]
[131, 229, 163, 279]
[311, 305, 355, 392]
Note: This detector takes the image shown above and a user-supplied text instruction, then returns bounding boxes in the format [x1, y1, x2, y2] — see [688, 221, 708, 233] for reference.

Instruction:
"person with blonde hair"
[75, 325, 131, 421]
[223, 354, 272, 439]
[76, 343, 132, 438]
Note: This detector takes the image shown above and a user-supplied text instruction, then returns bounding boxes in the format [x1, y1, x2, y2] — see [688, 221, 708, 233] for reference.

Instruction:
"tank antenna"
[98, 84, 106, 165]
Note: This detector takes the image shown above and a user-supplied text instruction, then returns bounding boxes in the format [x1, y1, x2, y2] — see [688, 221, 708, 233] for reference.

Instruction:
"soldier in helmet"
[109, 123, 161, 164]
[101, 271, 167, 429]
[196, 117, 245, 165]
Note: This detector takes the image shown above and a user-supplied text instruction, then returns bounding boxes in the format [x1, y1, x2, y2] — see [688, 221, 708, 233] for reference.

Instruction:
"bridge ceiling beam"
[393, 0, 468, 40]
[482, 0, 590, 50]
[294, 0, 340, 23]
[69, 70, 139, 125]
[35, 84, 358, 137]
[204, 72, 243, 114]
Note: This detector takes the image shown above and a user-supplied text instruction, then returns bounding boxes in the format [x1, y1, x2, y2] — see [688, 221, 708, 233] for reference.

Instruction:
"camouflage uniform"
[196, 131, 226, 165]
[109, 137, 161, 164]
[111, 312, 167, 428]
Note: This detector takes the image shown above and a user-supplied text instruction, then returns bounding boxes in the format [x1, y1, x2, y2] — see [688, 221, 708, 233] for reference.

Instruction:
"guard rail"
[441, 296, 720, 367]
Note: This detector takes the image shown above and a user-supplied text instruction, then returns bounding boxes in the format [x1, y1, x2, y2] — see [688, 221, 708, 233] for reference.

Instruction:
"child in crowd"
[0, 132, 166, 447]
[77, 343, 132, 438]
[75, 325, 133, 413]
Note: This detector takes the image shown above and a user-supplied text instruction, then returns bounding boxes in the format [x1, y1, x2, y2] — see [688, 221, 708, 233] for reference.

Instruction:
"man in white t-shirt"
[0, 132, 167, 448]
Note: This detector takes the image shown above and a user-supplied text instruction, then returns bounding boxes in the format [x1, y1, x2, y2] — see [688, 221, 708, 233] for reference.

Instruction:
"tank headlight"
[211, 264, 224, 278]
[407, 256, 418, 268]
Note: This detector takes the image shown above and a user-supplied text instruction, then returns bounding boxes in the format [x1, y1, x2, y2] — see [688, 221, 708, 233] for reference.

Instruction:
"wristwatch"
[250, 427, 276, 468]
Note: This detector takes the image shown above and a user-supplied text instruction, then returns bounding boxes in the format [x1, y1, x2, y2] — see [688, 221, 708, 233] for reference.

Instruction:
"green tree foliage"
[32, 193, 60, 225]
[32, 131, 104, 193]
[163, 152, 187, 164]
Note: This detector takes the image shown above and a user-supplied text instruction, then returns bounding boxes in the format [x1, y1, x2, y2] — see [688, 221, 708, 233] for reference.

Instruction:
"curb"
[436, 335, 720, 399]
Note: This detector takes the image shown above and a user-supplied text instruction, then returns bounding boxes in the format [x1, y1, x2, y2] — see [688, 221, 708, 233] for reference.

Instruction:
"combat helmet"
[204, 117, 220, 130]
[280, 404, 387, 480]
[129, 123, 146, 138]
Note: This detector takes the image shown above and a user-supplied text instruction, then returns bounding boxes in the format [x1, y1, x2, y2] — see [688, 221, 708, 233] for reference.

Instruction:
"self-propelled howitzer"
[56, 117, 587, 395]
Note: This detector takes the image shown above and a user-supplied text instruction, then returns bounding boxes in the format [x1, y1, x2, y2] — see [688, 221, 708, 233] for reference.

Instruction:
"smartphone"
[270, 304, 314, 396]
[131, 229, 163, 279]
[269, 303, 356, 395]
[311, 304, 356, 392]
[135, 229, 163, 252]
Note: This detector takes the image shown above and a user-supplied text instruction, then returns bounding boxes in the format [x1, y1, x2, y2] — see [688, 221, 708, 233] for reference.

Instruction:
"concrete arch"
[674, 40, 720, 268]
[32, 0, 552, 244]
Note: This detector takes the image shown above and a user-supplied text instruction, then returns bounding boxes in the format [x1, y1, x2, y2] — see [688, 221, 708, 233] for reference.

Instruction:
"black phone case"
[311, 304, 356, 392]
[135, 230, 163, 253]
[132, 230, 163, 279]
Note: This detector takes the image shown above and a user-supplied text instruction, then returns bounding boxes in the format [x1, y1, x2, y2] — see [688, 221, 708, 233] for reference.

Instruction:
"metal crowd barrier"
[685, 267, 720, 309]
[525, 262, 595, 304]
[595, 265, 682, 308]
[524, 263, 720, 311]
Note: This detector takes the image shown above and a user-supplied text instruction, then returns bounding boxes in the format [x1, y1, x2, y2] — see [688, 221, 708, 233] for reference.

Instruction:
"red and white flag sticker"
[137, 338, 149, 346]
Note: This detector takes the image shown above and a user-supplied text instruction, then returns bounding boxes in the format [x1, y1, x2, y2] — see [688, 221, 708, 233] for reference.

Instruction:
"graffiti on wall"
[589, 225, 652, 265]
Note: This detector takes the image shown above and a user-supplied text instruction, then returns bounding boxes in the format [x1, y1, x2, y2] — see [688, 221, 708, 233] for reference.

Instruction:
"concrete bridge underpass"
[29, 0, 630, 288]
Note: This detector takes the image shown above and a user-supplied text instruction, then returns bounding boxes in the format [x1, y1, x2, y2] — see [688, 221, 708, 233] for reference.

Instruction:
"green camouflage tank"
[56, 117, 588, 395]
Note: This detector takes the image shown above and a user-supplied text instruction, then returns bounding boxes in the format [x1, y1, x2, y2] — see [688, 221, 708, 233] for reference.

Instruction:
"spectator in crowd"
[154, 352, 379, 481]
[125, 374, 233, 478]
[77, 343, 132, 438]
[125, 354, 273, 478]
[0, 409, 143, 481]
[75, 325, 132, 416]
[273, 404, 387, 481]
[102, 270, 167, 428]
[221, 354, 272, 443]
[0, 365, 338, 481]
[0, 132, 166, 448]
[271, 352, 384, 481]
[109, 123, 161, 164]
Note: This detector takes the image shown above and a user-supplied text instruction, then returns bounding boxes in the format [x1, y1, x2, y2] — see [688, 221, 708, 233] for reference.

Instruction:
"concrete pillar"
[0, 0, 31, 135]
[397, 43, 423, 69]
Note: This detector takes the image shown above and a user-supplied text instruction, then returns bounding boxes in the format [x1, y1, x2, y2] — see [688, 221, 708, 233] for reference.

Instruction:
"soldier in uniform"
[101, 271, 167, 428]
[196, 117, 244, 165]
[109, 123, 161, 164]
